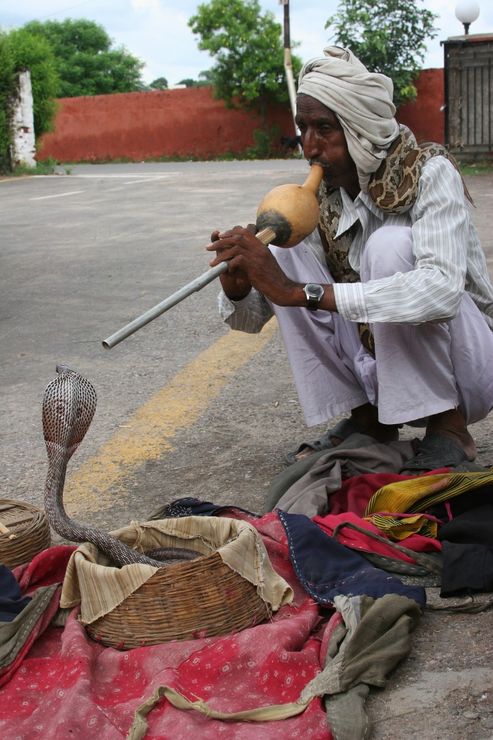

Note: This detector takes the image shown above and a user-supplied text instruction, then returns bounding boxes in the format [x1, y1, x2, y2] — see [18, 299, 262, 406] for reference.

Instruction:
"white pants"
[270, 225, 493, 427]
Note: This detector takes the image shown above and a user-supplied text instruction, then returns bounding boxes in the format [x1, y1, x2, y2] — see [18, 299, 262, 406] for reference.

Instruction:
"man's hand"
[209, 226, 254, 301]
[207, 225, 303, 307]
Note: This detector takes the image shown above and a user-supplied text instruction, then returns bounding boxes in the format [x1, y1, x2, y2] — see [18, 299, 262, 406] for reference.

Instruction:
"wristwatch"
[303, 283, 325, 310]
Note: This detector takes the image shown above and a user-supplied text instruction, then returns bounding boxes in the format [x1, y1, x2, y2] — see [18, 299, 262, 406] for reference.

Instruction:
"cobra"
[42, 365, 196, 567]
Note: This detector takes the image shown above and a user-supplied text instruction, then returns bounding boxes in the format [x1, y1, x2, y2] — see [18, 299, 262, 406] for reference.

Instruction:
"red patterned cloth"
[14, 545, 76, 593]
[0, 546, 75, 690]
[0, 516, 332, 739]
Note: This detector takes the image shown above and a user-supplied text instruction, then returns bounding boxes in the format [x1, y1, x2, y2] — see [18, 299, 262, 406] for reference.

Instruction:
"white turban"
[298, 46, 400, 190]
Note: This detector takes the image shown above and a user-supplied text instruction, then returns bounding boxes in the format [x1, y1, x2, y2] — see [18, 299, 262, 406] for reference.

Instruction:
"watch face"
[304, 283, 324, 309]
[305, 283, 324, 299]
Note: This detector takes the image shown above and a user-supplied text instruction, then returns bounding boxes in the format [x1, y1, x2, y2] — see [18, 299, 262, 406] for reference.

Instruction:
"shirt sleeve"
[218, 288, 274, 333]
[334, 156, 470, 324]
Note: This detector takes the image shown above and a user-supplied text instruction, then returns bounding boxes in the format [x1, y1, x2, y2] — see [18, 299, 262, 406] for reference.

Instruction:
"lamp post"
[455, 1, 480, 35]
[279, 0, 301, 152]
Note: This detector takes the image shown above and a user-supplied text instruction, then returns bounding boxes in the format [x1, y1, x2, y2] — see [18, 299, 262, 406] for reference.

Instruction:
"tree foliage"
[325, 0, 438, 106]
[0, 27, 59, 171]
[188, 0, 301, 109]
[6, 28, 59, 138]
[22, 19, 144, 97]
[0, 32, 15, 172]
[175, 75, 212, 88]
[198, 69, 215, 86]
[149, 76, 168, 90]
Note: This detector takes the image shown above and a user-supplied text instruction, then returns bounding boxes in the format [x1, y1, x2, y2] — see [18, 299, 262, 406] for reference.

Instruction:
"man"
[207, 46, 493, 472]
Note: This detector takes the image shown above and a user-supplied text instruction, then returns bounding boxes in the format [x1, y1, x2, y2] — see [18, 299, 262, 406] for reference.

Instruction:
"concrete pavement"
[1, 161, 493, 738]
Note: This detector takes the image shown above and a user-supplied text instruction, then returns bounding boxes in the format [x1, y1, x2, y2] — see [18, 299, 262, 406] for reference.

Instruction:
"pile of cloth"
[1, 459, 492, 739]
[264, 434, 493, 597]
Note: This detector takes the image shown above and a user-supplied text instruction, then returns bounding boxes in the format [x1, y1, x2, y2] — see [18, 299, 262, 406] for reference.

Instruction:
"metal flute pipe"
[102, 262, 228, 349]
[102, 225, 276, 349]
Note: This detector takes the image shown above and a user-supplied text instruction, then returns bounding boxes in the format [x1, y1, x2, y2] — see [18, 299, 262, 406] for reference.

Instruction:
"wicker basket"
[86, 550, 270, 649]
[0, 499, 51, 568]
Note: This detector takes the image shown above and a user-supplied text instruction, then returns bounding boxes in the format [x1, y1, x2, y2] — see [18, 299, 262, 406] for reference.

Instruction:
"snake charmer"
[207, 45, 493, 473]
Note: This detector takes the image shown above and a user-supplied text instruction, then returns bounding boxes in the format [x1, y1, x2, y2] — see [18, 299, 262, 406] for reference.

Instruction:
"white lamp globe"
[455, 1, 480, 25]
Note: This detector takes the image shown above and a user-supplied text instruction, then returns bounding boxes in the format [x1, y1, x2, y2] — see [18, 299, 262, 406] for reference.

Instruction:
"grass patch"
[460, 160, 493, 176]
[10, 158, 58, 176]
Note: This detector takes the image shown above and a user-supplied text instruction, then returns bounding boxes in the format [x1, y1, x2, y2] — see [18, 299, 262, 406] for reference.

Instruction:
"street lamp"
[455, 1, 480, 35]
[279, 0, 301, 150]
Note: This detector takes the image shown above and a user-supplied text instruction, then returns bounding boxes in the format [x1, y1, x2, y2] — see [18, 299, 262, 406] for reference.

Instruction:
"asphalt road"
[1, 161, 493, 738]
[1, 160, 311, 525]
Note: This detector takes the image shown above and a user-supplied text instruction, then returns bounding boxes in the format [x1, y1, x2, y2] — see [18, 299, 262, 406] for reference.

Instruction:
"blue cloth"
[0, 564, 31, 622]
[279, 511, 426, 607]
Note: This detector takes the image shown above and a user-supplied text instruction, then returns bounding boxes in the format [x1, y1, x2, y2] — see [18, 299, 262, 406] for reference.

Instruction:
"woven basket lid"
[0, 499, 51, 569]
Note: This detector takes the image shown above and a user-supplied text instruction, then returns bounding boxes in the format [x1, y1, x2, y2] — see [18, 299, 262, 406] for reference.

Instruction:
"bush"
[245, 126, 281, 159]
[0, 27, 59, 173]
[0, 33, 15, 172]
[6, 28, 59, 138]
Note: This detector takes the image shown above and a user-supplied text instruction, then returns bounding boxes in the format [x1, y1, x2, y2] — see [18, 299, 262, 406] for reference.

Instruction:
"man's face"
[295, 94, 359, 197]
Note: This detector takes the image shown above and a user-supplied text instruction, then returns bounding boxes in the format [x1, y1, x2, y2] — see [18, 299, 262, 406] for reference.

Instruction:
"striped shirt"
[219, 156, 493, 331]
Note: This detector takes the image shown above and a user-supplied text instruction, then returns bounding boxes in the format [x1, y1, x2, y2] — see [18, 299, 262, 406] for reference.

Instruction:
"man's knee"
[361, 225, 414, 280]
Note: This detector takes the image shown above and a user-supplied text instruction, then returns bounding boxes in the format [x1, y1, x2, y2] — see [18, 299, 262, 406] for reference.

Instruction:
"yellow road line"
[65, 322, 277, 514]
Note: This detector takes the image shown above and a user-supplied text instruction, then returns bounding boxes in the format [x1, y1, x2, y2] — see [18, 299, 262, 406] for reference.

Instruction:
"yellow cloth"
[365, 469, 493, 517]
[60, 516, 293, 624]
[365, 513, 438, 540]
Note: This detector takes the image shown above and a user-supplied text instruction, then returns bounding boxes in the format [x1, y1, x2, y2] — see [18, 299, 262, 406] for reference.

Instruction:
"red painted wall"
[38, 87, 295, 163]
[397, 68, 444, 144]
[38, 69, 445, 163]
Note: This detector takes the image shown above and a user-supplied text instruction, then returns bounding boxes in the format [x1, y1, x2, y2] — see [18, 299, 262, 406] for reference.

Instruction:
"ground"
[1, 160, 493, 738]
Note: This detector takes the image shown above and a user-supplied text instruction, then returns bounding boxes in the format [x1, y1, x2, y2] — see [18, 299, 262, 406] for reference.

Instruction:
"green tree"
[0, 28, 59, 172]
[22, 18, 144, 97]
[198, 69, 214, 86]
[325, 0, 438, 106]
[175, 75, 213, 88]
[0, 32, 15, 172]
[177, 78, 197, 88]
[188, 0, 301, 110]
[149, 76, 168, 90]
[6, 28, 59, 139]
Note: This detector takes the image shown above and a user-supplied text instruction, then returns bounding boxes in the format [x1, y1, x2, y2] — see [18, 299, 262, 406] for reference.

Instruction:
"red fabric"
[14, 545, 76, 592]
[0, 519, 332, 740]
[313, 512, 441, 564]
[326, 473, 408, 516]
[0, 547, 76, 689]
[326, 469, 451, 517]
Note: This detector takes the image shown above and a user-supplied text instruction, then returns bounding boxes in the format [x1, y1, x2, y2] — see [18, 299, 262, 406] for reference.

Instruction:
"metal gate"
[443, 35, 493, 159]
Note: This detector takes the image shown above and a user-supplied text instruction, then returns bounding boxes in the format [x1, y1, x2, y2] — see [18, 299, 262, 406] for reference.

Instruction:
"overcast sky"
[2, 0, 492, 87]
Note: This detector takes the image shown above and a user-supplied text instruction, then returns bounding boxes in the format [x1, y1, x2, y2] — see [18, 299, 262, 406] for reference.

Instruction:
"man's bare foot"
[425, 409, 476, 461]
[350, 403, 400, 444]
[285, 404, 399, 465]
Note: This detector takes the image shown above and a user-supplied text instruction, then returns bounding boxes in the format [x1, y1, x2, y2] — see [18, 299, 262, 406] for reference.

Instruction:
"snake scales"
[316, 126, 471, 355]
[318, 126, 471, 284]
[43, 365, 197, 568]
